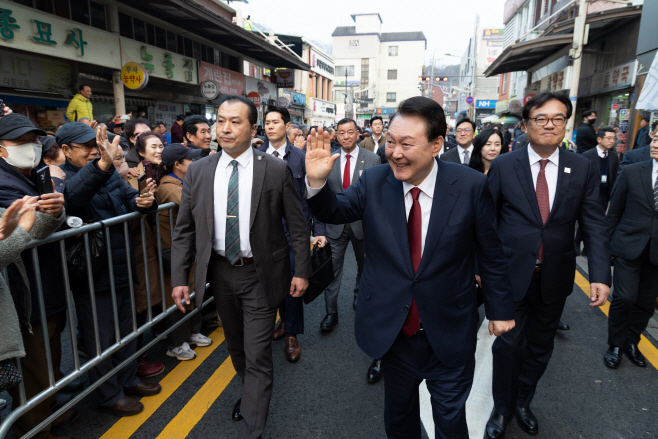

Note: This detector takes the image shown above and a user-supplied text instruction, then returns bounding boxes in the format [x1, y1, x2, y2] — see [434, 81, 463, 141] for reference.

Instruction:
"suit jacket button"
[404, 305, 410, 311]
[413, 280, 419, 286]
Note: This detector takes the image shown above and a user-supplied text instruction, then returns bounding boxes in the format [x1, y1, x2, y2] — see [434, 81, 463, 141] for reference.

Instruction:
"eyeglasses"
[529, 116, 566, 126]
[601, 136, 616, 141]
[456, 128, 472, 134]
[70, 144, 99, 153]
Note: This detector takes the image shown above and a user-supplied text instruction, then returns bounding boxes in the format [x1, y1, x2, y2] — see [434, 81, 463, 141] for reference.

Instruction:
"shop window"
[184, 38, 194, 58]
[387, 70, 397, 80]
[89, 1, 106, 30]
[167, 31, 177, 52]
[146, 23, 156, 46]
[193, 41, 201, 60]
[214, 49, 221, 66]
[133, 19, 146, 43]
[177, 35, 185, 55]
[71, 0, 90, 26]
[207, 46, 215, 64]
[200, 44, 209, 62]
[35, 0, 54, 14]
[119, 12, 133, 39]
[12, 0, 33, 7]
[54, 0, 70, 19]
[387, 93, 396, 102]
[155, 26, 167, 50]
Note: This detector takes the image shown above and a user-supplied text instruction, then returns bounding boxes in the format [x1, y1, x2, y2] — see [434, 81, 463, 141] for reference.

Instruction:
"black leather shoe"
[485, 410, 510, 439]
[514, 406, 538, 435]
[353, 296, 357, 310]
[232, 398, 242, 421]
[320, 314, 338, 332]
[604, 346, 621, 369]
[367, 359, 383, 384]
[557, 321, 570, 331]
[625, 344, 647, 367]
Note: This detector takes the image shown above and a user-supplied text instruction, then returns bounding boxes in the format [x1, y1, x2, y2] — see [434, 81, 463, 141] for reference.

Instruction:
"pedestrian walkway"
[44, 254, 658, 438]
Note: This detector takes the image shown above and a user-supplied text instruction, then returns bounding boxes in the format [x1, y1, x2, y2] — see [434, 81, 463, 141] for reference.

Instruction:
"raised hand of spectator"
[18, 196, 38, 232]
[0, 198, 24, 240]
[1, 104, 12, 117]
[294, 135, 305, 149]
[135, 178, 157, 208]
[128, 168, 141, 177]
[38, 181, 65, 217]
[96, 125, 121, 171]
[49, 165, 66, 181]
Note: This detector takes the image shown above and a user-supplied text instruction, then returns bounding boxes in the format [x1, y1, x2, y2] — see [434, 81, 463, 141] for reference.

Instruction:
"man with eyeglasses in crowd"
[582, 127, 619, 210]
[485, 92, 611, 439]
[440, 118, 475, 165]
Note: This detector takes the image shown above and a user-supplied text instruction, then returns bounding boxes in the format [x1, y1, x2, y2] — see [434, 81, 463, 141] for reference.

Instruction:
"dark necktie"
[343, 154, 351, 190]
[463, 150, 470, 164]
[536, 159, 550, 262]
[603, 151, 607, 159]
[401, 187, 422, 337]
[225, 160, 241, 264]
[653, 171, 658, 211]
[273, 150, 279, 158]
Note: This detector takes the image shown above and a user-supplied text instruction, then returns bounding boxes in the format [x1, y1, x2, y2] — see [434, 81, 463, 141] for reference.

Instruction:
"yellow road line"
[99, 327, 226, 439]
[574, 271, 658, 370]
[155, 356, 236, 438]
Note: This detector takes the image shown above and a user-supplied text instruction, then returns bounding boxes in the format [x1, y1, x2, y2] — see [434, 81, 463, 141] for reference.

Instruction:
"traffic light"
[435, 76, 449, 82]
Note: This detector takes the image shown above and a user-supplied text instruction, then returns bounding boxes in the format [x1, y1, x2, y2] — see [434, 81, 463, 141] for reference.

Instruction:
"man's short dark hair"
[336, 118, 358, 131]
[596, 127, 615, 139]
[79, 84, 90, 91]
[218, 95, 258, 126]
[455, 117, 476, 132]
[157, 121, 166, 128]
[264, 106, 291, 125]
[652, 120, 658, 131]
[582, 109, 596, 119]
[522, 92, 573, 121]
[124, 117, 151, 146]
[183, 115, 209, 142]
[641, 116, 650, 123]
[370, 116, 383, 125]
[390, 96, 446, 142]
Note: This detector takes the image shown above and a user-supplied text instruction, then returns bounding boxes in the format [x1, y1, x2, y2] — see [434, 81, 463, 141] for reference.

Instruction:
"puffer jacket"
[65, 93, 93, 121]
[61, 158, 158, 293]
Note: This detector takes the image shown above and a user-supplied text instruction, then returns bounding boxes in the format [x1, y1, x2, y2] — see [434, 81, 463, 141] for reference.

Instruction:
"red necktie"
[343, 154, 351, 190]
[603, 151, 607, 158]
[536, 159, 550, 262]
[401, 187, 422, 337]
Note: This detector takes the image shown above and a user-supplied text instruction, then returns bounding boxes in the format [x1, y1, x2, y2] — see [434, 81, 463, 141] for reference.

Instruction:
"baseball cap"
[56, 122, 96, 146]
[161, 143, 202, 167]
[0, 113, 46, 140]
[108, 121, 124, 131]
[39, 136, 58, 156]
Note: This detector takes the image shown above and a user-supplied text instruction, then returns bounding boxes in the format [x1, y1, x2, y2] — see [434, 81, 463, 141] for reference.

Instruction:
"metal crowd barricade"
[0, 203, 213, 439]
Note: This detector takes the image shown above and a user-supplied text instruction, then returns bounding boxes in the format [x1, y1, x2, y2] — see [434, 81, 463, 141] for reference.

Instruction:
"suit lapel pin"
[257, 156, 262, 160]
[564, 167, 571, 173]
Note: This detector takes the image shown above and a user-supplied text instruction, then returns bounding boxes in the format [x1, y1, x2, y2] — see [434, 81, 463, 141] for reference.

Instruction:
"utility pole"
[429, 51, 436, 99]
[565, 0, 589, 142]
[471, 14, 479, 122]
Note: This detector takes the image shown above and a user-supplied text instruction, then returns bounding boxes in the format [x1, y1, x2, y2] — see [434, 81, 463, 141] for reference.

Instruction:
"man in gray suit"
[171, 96, 312, 439]
[320, 117, 381, 334]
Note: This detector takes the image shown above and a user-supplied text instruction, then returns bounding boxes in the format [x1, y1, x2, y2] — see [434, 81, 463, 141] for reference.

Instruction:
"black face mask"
[588, 118, 597, 125]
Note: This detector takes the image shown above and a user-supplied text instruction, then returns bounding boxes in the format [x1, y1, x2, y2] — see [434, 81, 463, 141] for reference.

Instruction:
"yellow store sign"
[121, 62, 148, 90]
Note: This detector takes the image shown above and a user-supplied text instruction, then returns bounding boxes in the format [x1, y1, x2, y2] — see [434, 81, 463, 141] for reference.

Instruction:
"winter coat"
[0, 160, 67, 324]
[61, 158, 158, 294]
[65, 93, 93, 121]
[171, 122, 184, 144]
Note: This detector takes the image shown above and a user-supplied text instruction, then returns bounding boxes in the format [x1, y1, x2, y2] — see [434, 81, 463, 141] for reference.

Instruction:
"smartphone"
[142, 160, 152, 180]
[0, 99, 4, 117]
[35, 166, 54, 194]
[138, 173, 148, 195]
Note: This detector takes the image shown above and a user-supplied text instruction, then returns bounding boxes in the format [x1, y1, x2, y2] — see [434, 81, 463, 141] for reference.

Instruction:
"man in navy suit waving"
[485, 92, 611, 438]
[305, 97, 515, 439]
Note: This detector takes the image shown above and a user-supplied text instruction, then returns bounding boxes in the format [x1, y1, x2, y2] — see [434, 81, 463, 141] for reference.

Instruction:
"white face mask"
[2, 142, 42, 170]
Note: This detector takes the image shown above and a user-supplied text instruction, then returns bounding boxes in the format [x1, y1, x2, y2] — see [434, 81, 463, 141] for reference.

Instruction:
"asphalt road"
[2, 247, 658, 439]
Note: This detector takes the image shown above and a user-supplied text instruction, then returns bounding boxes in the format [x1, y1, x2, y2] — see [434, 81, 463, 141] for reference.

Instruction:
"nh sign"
[476, 100, 498, 109]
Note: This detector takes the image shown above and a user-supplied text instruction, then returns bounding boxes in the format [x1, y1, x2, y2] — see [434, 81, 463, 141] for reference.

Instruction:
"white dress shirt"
[459, 145, 474, 164]
[213, 147, 254, 257]
[653, 159, 658, 189]
[402, 159, 437, 256]
[596, 145, 609, 158]
[528, 145, 559, 210]
[266, 143, 287, 160]
[341, 145, 359, 186]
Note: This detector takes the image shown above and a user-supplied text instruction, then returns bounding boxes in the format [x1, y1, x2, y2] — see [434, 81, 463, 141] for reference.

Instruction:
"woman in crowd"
[125, 131, 164, 190]
[39, 136, 67, 192]
[468, 128, 508, 175]
[153, 143, 212, 361]
[59, 122, 162, 417]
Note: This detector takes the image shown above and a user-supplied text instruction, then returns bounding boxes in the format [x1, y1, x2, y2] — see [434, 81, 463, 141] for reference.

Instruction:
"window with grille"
[388, 70, 397, 80]
[387, 93, 396, 102]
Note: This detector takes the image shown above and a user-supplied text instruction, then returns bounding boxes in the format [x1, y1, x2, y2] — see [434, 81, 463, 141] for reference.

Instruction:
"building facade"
[331, 13, 425, 126]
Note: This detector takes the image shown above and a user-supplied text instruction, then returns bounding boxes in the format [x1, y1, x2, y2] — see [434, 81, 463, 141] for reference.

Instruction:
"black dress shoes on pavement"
[557, 321, 570, 331]
[485, 410, 511, 439]
[320, 314, 338, 332]
[367, 359, 383, 384]
[514, 406, 538, 435]
[604, 346, 621, 369]
[625, 343, 647, 367]
[232, 398, 243, 421]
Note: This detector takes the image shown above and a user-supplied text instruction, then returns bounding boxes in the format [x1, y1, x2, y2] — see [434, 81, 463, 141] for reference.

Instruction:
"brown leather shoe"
[52, 409, 80, 429]
[125, 381, 162, 397]
[273, 319, 286, 341]
[100, 396, 144, 417]
[285, 335, 301, 362]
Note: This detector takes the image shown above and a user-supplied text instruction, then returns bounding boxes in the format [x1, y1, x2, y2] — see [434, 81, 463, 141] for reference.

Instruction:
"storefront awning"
[485, 5, 642, 77]
[119, 0, 310, 71]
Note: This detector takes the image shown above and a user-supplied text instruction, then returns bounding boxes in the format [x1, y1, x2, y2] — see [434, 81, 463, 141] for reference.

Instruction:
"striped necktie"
[225, 160, 241, 264]
[654, 172, 658, 211]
